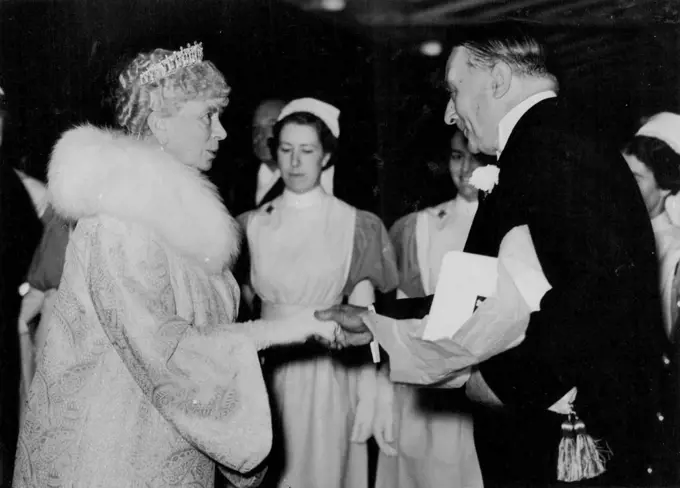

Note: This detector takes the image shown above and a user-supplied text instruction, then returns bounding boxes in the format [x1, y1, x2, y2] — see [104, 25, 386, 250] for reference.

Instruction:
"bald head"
[254, 99, 286, 120]
[252, 99, 286, 163]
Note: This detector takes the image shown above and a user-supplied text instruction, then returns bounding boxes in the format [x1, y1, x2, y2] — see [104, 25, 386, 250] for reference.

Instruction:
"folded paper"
[364, 225, 576, 411]
[423, 251, 498, 341]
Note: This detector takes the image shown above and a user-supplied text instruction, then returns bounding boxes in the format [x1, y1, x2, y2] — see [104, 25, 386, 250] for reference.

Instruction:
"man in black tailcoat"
[316, 24, 678, 486]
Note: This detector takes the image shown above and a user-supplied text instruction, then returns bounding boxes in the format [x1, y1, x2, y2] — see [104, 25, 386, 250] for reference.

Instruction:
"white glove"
[372, 364, 397, 456]
[351, 365, 376, 443]
[237, 311, 338, 351]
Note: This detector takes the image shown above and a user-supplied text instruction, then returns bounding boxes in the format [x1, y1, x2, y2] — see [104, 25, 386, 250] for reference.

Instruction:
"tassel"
[573, 416, 608, 479]
[557, 413, 609, 482]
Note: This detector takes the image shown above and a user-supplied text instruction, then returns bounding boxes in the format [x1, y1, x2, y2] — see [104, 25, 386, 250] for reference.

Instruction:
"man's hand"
[314, 304, 374, 349]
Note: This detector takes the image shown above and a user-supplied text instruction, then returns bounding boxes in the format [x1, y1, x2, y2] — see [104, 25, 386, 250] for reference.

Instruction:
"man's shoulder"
[519, 98, 605, 142]
[512, 98, 619, 162]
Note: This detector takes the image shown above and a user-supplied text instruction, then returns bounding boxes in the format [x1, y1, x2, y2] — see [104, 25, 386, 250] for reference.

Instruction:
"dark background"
[1, 0, 678, 225]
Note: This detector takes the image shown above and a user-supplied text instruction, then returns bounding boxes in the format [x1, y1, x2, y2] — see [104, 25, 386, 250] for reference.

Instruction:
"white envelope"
[422, 251, 498, 341]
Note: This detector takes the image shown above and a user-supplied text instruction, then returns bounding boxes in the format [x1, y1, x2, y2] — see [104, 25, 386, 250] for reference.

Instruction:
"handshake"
[314, 304, 375, 349]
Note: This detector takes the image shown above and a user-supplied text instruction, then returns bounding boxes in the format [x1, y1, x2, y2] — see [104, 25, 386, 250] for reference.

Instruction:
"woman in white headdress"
[622, 111, 680, 340]
[374, 128, 485, 488]
[239, 97, 399, 488]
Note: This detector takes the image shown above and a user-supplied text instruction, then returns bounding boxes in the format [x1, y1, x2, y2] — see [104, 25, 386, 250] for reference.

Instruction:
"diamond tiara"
[139, 42, 204, 86]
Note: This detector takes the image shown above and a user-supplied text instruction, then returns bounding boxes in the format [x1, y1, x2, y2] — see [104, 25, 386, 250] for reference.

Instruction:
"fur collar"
[48, 125, 239, 274]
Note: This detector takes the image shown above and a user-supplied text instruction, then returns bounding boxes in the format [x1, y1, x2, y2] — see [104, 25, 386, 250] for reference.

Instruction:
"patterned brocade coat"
[13, 126, 272, 488]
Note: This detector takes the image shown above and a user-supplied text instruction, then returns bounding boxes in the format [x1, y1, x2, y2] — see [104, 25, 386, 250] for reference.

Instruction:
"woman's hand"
[373, 366, 397, 457]
[351, 396, 375, 443]
[351, 366, 377, 443]
[235, 313, 339, 351]
[306, 315, 341, 346]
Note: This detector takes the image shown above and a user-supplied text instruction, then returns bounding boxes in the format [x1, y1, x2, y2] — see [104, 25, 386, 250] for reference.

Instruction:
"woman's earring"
[157, 136, 168, 151]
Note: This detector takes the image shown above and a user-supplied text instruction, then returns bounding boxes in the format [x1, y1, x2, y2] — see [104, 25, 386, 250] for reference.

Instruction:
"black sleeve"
[375, 294, 433, 320]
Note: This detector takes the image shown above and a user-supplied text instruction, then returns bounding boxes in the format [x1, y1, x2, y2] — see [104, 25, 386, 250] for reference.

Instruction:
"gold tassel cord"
[557, 413, 610, 482]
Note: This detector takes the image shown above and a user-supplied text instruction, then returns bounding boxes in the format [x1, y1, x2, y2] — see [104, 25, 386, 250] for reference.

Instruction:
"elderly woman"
[13, 44, 337, 488]
[239, 98, 399, 488]
[622, 112, 680, 340]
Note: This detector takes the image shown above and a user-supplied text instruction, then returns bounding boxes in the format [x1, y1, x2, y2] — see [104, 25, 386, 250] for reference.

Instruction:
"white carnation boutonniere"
[469, 164, 500, 196]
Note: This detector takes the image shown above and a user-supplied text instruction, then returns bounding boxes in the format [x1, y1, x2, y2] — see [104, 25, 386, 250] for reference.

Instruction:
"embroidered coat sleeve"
[389, 212, 425, 298]
[343, 210, 399, 296]
[86, 220, 271, 480]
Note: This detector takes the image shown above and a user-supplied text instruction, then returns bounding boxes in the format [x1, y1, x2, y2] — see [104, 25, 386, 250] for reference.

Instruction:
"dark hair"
[427, 126, 493, 173]
[623, 135, 680, 194]
[269, 111, 338, 160]
[423, 124, 459, 173]
[456, 23, 556, 82]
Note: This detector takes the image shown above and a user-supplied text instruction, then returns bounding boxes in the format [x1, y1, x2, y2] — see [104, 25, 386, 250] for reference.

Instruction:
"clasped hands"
[313, 304, 374, 349]
[313, 304, 504, 410]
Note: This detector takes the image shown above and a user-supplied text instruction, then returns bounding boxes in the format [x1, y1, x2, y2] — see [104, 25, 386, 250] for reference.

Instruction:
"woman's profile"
[13, 43, 338, 488]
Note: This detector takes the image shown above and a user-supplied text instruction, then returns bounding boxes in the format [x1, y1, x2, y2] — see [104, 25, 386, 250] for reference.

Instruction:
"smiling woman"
[376, 127, 484, 488]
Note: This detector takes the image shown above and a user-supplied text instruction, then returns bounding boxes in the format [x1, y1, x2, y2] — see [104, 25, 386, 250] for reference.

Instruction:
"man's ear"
[490, 61, 512, 99]
[147, 112, 168, 144]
